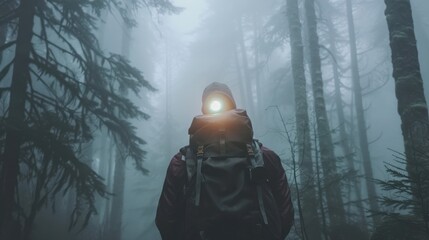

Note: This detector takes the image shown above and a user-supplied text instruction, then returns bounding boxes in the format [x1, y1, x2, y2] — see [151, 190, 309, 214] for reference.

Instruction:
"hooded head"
[202, 82, 236, 114]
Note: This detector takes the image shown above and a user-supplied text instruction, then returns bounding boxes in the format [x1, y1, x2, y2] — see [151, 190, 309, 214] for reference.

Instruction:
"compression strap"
[195, 145, 204, 206]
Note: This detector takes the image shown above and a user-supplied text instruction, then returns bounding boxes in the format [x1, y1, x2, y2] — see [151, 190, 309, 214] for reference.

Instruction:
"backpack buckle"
[197, 145, 204, 157]
[246, 143, 254, 156]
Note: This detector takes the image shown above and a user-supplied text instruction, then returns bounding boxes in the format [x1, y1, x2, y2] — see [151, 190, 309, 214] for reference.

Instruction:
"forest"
[0, 0, 428, 239]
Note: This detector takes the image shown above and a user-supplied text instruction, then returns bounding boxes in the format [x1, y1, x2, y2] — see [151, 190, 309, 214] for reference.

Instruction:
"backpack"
[182, 109, 282, 240]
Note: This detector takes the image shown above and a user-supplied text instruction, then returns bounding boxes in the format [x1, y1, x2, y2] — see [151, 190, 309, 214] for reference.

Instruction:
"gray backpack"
[182, 109, 281, 240]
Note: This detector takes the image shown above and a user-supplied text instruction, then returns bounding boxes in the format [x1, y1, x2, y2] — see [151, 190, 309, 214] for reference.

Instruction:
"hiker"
[155, 82, 294, 240]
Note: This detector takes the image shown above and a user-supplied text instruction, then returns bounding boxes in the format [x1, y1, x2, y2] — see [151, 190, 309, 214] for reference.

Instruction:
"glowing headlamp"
[208, 99, 224, 114]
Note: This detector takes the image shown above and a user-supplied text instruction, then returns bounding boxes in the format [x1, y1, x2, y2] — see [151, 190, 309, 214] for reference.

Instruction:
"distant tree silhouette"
[318, 0, 368, 229]
[345, 0, 380, 225]
[286, 0, 322, 239]
[303, 0, 346, 228]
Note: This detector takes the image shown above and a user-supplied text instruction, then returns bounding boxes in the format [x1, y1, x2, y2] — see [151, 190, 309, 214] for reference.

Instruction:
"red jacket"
[155, 145, 294, 240]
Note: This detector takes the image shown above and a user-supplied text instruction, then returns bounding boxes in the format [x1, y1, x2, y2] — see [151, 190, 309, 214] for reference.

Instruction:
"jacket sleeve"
[155, 153, 187, 240]
[262, 147, 294, 239]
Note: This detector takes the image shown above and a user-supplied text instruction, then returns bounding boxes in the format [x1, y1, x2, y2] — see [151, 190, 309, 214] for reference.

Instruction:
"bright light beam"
[209, 100, 222, 113]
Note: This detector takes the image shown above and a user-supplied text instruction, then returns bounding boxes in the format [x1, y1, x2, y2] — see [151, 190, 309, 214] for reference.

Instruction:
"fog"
[1, 0, 429, 239]
[134, 0, 428, 238]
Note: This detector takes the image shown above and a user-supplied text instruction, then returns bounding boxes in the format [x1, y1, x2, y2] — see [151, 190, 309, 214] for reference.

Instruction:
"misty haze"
[1, 0, 429, 239]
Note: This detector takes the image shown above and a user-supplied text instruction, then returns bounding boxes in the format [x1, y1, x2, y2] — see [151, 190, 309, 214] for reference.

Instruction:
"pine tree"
[237, 17, 255, 115]
[345, 0, 380, 225]
[286, 0, 322, 239]
[303, 0, 346, 228]
[384, 0, 429, 200]
[320, 0, 368, 228]
[0, 0, 178, 239]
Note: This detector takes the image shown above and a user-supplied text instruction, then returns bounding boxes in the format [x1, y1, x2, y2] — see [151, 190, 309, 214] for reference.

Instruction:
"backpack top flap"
[188, 109, 253, 157]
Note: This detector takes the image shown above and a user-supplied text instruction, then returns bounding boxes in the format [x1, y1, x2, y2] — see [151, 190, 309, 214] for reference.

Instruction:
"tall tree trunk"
[165, 38, 173, 157]
[103, 143, 115, 238]
[286, 0, 322, 239]
[0, 0, 35, 239]
[93, 16, 111, 235]
[303, 0, 346, 228]
[237, 18, 254, 115]
[331, 30, 367, 226]
[252, 15, 262, 125]
[107, 10, 132, 240]
[96, 130, 110, 227]
[234, 45, 247, 106]
[314, 124, 330, 240]
[346, 0, 380, 226]
[108, 151, 126, 240]
[384, 0, 429, 202]
[319, 0, 367, 228]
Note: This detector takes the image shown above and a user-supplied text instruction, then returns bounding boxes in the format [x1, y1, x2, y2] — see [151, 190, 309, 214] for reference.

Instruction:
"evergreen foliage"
[373, 152, 429, 239]
[0, 0, 178, 238]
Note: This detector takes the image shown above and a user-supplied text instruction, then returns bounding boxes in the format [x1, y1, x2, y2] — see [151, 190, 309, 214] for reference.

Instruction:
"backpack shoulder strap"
[180, 146, 196, 182]
[182, 145, 204, 207]
[179, 146, 188, 161]
[247, 141, 268, 225]
[195, 145, 204, 206]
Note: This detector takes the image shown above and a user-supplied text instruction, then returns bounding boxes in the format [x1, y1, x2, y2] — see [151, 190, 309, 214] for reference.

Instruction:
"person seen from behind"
[156, 82, 294, 240]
